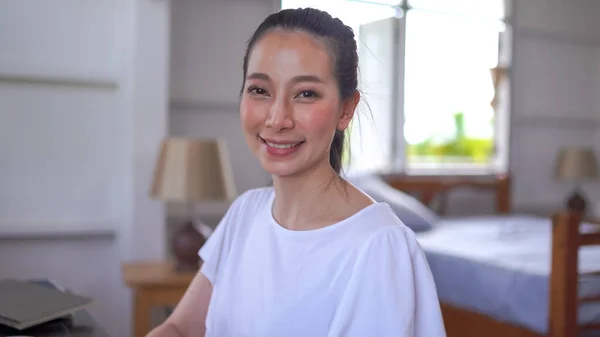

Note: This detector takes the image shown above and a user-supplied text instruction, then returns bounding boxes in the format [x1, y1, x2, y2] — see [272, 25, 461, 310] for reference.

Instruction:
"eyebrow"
[246, 72, 326, 84]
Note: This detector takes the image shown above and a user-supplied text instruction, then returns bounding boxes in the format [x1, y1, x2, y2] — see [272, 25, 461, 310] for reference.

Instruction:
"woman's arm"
[145, 271, 213, 337]
[145, 322, 184, 337]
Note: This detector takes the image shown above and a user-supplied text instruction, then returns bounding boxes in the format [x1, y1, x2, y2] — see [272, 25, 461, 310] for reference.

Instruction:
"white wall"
[510, 0, 600, 210]
[0, 0, 123, 239]
[0, 2, 127, 336]
[0, 0, 170, 336]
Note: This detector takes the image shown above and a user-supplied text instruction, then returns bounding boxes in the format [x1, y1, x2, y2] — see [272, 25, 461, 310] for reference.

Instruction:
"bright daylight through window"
[280, 0, 511, 175]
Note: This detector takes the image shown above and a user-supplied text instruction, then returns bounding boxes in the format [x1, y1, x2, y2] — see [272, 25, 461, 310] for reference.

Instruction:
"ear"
[336, 90, 360, 131]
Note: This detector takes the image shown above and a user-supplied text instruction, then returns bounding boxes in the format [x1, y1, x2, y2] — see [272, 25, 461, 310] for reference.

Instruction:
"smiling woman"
[145, 7, 446, 337]
[239, 28, 357, 177]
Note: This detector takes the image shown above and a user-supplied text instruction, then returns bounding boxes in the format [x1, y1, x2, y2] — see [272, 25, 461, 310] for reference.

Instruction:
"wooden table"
[122, 261, 195, 337]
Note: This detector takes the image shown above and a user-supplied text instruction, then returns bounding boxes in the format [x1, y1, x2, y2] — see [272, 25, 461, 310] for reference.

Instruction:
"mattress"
[416, 214, 600, 335]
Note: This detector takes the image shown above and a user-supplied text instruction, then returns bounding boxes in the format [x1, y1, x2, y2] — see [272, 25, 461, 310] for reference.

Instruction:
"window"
[280, 0, 511, 175]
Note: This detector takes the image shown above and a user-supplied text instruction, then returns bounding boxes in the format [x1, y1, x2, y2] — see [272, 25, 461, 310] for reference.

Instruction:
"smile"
[259, 137, 305, 156]
[265, 141, 302, 149]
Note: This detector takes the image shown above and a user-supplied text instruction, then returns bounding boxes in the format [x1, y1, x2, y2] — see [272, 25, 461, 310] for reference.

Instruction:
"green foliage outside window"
[407, 112, 494, 163]
[341, 112, 495, 169]
[341, 122, 353, 167]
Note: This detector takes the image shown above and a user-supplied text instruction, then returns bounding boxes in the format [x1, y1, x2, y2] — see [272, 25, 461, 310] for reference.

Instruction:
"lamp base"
[172, 221, 206, 272]
[566, 190, 587, 213]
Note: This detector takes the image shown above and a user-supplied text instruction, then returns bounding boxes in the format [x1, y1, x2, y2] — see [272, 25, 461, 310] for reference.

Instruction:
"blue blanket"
[416, 214, 600, 335]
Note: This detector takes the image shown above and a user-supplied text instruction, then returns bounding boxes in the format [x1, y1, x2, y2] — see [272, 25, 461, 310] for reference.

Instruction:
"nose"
[265, 98, 294, 131]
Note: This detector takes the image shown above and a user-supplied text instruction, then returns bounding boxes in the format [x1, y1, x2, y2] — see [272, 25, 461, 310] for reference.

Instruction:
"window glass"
[403, 9, 506, 167]
[408, 0, 505, 20]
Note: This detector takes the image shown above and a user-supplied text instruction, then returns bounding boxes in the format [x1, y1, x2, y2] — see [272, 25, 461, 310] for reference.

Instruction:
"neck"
[271, 161, 344, 230]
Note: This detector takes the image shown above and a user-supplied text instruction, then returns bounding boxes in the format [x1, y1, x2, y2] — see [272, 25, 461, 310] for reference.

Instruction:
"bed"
[353, 173, 600, 337]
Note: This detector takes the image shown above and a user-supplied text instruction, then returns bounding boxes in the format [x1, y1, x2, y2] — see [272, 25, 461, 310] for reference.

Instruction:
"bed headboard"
[381, 173, 511, 215]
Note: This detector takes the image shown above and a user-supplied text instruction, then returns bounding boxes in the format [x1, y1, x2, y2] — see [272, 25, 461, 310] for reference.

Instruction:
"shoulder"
[348, 205, 435, 292]
[213, 186, 274, 235]
[199, 187, 274, 282]
[353, 203, 423, 263]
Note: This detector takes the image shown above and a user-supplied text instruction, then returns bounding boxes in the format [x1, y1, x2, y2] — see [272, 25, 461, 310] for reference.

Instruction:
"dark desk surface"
[0, 309, 109, 337]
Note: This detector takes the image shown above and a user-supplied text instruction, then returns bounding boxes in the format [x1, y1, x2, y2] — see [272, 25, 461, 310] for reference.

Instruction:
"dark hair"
[241, 7, 359, 175]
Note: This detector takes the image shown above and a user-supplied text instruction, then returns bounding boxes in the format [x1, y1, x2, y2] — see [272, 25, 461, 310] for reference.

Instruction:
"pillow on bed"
[346, 174, 439, 233]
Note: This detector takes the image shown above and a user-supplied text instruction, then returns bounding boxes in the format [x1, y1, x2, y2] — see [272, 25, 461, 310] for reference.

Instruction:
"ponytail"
[329, 129, 345, 174]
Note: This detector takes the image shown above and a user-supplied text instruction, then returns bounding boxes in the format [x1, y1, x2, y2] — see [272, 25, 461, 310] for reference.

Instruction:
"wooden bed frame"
[383, 173, 600, 337]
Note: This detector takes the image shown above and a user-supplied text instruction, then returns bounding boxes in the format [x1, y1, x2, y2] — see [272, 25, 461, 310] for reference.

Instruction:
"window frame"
[394, 0, 513, 176]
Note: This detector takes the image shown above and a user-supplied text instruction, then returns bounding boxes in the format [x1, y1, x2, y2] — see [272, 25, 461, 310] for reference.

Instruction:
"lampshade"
[554, 147, 599, 181]
[149, 137, 237, 202]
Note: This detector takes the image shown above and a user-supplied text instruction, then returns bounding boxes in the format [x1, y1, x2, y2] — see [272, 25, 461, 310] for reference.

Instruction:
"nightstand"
[121, 261, 195, 337]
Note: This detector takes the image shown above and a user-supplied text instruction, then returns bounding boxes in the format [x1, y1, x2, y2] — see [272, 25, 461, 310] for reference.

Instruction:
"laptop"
[0, 279, 92, 331]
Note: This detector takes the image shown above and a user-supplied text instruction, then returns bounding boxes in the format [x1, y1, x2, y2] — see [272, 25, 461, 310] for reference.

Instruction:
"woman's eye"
[297, 90, 318, 99]
[248, 87, 267, 95]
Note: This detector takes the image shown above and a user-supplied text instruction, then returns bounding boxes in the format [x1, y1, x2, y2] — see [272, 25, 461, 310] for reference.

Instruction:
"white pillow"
[346, 174, 439, 233]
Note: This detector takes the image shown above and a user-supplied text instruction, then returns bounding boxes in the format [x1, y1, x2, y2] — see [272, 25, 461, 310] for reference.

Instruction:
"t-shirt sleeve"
[198, 194, 245, 286]
[327, 226, 446, 337]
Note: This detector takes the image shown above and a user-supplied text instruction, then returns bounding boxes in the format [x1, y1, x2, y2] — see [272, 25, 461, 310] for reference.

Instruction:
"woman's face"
[240, 30, 357, 178]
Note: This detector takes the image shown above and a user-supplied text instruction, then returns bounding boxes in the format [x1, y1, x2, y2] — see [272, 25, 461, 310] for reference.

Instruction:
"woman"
[147, 7, 446, 337]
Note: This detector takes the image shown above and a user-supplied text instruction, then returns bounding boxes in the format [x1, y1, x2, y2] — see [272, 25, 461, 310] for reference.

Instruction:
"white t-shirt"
[199, 187, 446, 337]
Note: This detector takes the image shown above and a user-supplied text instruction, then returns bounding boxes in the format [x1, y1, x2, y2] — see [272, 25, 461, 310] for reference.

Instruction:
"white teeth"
[266, 141, 300, 149]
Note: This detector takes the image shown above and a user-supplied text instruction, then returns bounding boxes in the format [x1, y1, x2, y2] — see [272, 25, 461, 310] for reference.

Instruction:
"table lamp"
[554, 147, 598, 214]
[150, 137, 237, 271]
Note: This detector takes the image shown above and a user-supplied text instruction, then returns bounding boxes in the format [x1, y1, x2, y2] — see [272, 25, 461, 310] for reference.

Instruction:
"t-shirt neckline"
[265, 189, 387, 237]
